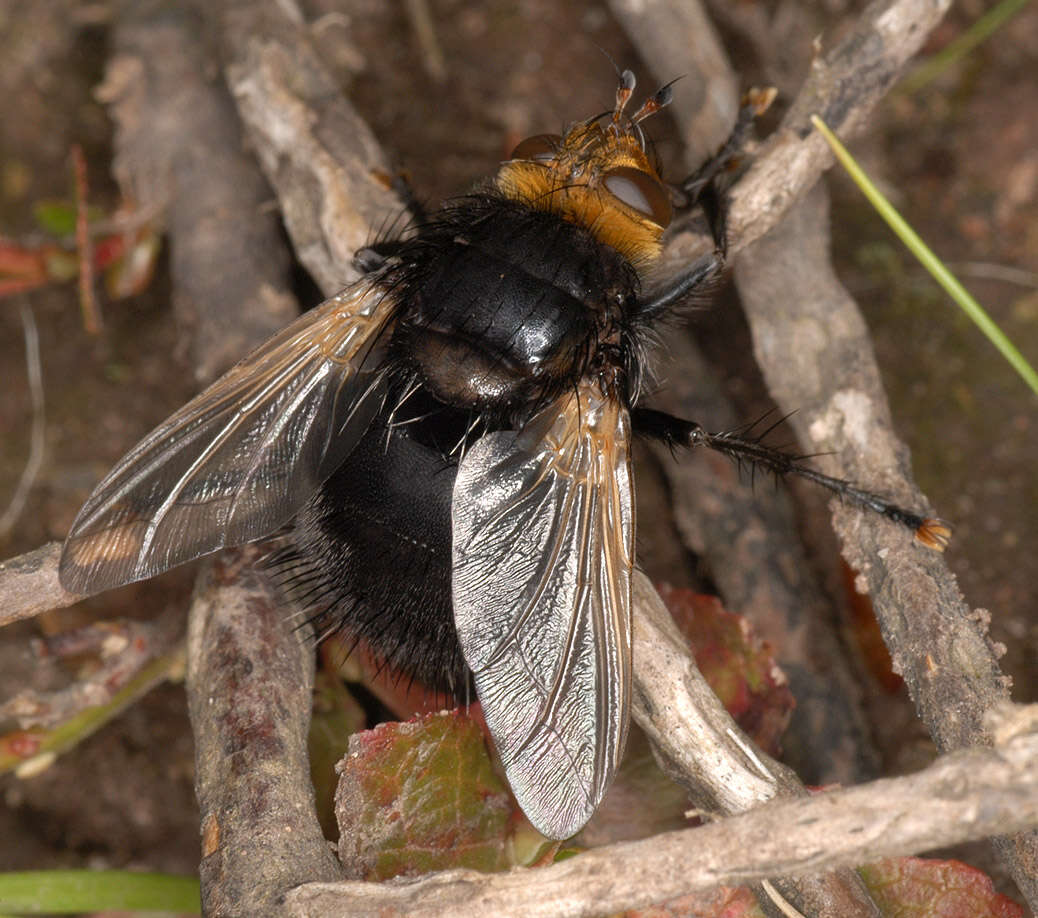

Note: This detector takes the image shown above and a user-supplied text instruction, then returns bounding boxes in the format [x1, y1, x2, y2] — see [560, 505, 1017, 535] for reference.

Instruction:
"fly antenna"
[610, 69, 637, 133]
[630, 78, 679, 126]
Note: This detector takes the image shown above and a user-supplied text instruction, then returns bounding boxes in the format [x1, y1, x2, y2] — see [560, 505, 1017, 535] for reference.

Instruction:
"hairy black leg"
[353, 171, 430, 275]
[679, 87, 776, 206]
[637, 168, 729, 319]
[642, 88, 775, 318]
[636, 250, 724, 319]
[638, 122, 734, 320]
[632, 407, 951, 550]
[353, 232, 424, 274]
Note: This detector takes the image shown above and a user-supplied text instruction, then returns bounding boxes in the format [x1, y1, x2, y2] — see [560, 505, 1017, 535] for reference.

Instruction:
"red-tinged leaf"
[0, 238, 77, 290]
[0, 238, 50, 295]
[657, 586, 794, 756]
[308, 670, 367, 841]
[624, 884, 764, 918]
[579, 725, 691, 845]
[859, 857, 1026, 918]
[0, 729, 46, 768]
[335, 710, 517, 880]
[92, 233, 127, 269]
[103, 229, 161, 299]
[843, 562, 904, 692]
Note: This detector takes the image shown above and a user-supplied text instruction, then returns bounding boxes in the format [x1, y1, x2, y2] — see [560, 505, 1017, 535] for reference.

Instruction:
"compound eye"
[602, 166, 672, 228]
[510, 133, 562, 163]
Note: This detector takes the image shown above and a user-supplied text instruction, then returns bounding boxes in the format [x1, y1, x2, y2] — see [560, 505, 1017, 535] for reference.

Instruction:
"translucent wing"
[60, 280, 395, 594]
[451, 381, 634, 840]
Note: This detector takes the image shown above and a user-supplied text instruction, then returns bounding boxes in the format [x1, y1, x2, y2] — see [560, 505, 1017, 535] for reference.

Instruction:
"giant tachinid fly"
[59, 71, 948, 840]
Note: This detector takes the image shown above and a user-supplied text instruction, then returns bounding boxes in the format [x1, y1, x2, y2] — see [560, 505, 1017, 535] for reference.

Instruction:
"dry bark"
[0, 542, 77, 627]
[218, 0, 402, 297]
[186, 547, 342, 916]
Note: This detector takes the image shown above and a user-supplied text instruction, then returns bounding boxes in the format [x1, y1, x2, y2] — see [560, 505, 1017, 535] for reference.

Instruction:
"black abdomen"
[284, 409, 468, 695]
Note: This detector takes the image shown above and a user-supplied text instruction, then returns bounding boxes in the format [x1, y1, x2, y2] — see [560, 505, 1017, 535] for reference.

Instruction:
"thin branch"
[0, 543, 80, 628]
[186, 546, 343, 916]
[403, 0, 447, 85]
[0, 631, 186, 778]
[1, 618, 179, 732]
[631, 573, 880, 917]
[99, 0, 298, 383]
[219, 0, 403, 297]
[0, 301, 46, 537]
[284, 705, 1038, 918]
[727, 0, 954, 255]
[734, 180, 1037, 907]
[71, 144, 101, 335]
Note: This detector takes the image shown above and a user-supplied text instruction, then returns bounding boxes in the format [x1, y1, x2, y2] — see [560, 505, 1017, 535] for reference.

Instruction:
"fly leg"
[637, 166, 728, 319]
[632, 407, 951, 551]
[678, 87, 776, 208]
[639, 89, 778, 319]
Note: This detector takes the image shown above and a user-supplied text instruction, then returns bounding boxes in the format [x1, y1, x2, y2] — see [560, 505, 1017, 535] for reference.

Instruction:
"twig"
[0, 301, 45, 537]
[2, 618, 178, 731]
[71, 144, 101, 334]
[0, 543, 79, 628]
[403, 0, 447, 85]
[632, 573, 802, 813]
[284, 705, 1038, 918]
[631, 573, 880, 916]
[639, 0, 954, 265]
[99, 0, 299, 383]
[185, 546, 342, 916]
[728, 0, 953, 256]
[219, 0, 403, 297]
[734, 181, 1037, 907]
[0, 633, 186, 779]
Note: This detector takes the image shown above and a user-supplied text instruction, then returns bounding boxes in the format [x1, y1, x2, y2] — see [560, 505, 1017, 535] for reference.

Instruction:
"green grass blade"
[0, 870, 200, 915]
[900, 0, 1034, 94]
[811, 114, 1038, 399]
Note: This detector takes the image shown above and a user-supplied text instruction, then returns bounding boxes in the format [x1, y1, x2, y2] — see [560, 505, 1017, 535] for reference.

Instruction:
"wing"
[451, 381, 634, 840]
[60, 279, 396, 594]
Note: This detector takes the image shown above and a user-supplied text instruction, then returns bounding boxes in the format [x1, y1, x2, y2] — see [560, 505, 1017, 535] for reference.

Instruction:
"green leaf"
[32, 200, 77, 237]
[0, 870, 199, 914]
[32, 199, 105, 237]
